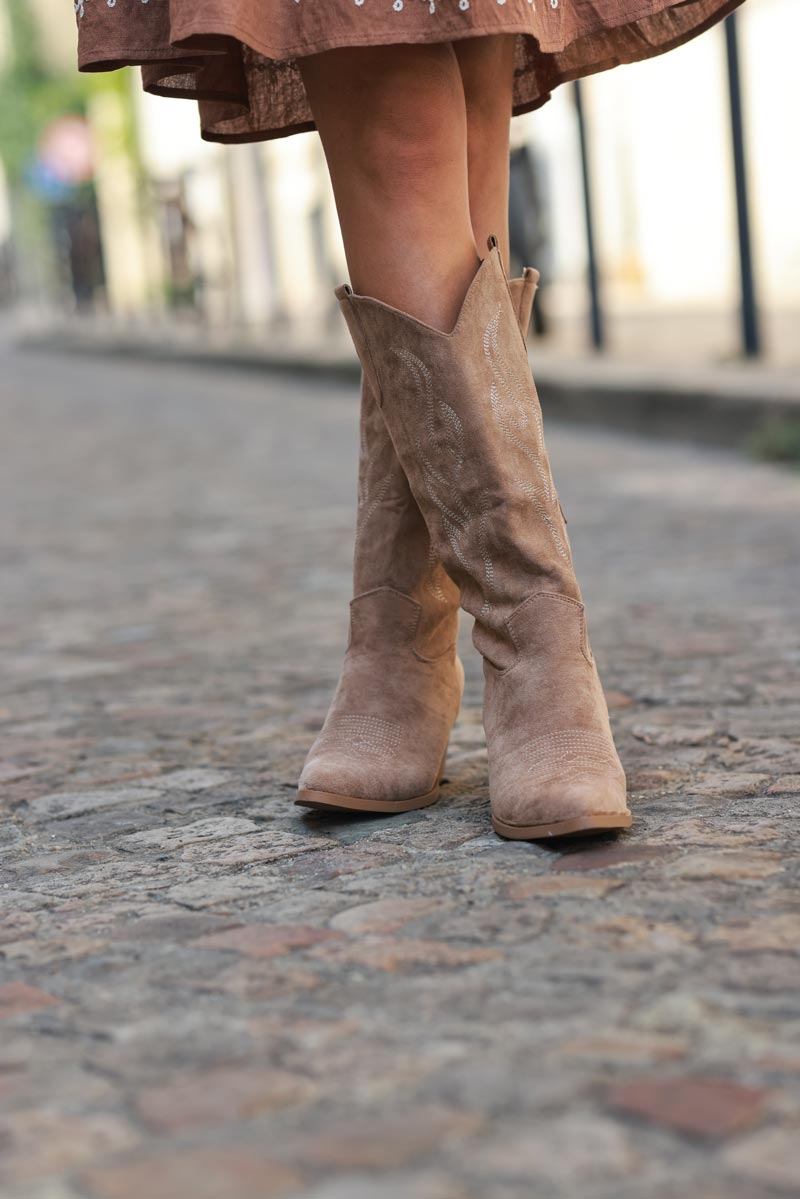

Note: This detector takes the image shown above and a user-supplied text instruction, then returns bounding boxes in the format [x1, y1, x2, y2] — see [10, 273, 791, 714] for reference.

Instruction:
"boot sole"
[493, 811, 632, 840]
[295, 783, 441, 815]
[296, 748, 448, 815]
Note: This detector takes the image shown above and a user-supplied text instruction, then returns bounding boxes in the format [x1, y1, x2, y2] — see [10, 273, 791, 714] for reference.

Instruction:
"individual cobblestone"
[0, 346, 799, 1198]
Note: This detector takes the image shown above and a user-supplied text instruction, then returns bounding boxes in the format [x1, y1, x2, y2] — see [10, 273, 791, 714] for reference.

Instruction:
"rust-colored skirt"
[76, 0, 742, 143]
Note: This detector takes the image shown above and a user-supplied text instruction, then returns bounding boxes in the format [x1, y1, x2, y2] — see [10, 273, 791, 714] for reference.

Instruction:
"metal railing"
[574, 12, 761, 358]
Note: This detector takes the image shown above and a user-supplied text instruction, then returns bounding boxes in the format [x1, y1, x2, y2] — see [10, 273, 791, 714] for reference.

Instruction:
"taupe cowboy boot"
[296, 271, 538, 813]
[334, 239, 631, 839]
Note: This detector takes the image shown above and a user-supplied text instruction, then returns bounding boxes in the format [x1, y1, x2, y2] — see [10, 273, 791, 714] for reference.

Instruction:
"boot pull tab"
[486, 235, 499, 253]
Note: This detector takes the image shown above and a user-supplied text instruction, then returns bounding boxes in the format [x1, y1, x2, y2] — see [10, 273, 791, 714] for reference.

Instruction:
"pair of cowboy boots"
[297, 241, 630, 839]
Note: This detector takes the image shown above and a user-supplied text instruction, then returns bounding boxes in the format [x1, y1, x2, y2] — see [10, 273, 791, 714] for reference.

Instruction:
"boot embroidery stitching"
[518, 729, 620, 784]
[513, 478, 572, 563]
[484, 307, 550, 496]
[483, 304, 572, 564]
[319, 714, 401, 759]
[351, 586, 421, 643]
[424, 544, 449, 605]
[354, 446, 393, 551]
[392, 346, 495, 622]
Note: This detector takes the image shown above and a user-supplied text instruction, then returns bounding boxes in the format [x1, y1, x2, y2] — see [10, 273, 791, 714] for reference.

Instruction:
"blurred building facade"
[0, 0, 797, 362]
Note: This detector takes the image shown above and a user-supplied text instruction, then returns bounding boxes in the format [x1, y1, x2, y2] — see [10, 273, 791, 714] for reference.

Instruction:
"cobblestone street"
[1, 343, 799, 1199]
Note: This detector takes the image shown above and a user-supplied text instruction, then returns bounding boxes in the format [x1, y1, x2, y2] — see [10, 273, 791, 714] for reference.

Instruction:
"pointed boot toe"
[298, 733, 449, 814]
[492, 775, 630, 840]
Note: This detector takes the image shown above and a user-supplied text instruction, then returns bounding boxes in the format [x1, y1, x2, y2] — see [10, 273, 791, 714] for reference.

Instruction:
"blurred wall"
[1, 0, 797, 360]
[521, 0, 798, 312]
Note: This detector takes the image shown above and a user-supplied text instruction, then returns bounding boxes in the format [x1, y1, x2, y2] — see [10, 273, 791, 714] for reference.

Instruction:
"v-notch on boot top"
[296, 269, 539, 813]
[335, 238, 632, 839]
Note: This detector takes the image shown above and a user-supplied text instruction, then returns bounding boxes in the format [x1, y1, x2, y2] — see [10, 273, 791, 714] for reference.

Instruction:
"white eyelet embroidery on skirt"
[78, 0, 564, 18]
[335, 0, 555, 13]
[372, 0, 539, 11]
[76, 0, 152, 13]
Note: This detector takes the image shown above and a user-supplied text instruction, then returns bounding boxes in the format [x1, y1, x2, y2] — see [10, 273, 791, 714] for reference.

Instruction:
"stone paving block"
[0, 1110, 140, 1183]
[328, 896, 447, 934]
[308, 935, 504, 973]
[294, 1107, 483, 1171]
[554, 1032, 689, 1066]
[163, 875, 286, 909]
[663, 850, 785, 880]
[722, 1126, 800, 1193]
[133, 1066, 318, 1131]
[474, 1113, 637, 1186]
[291, 1174, 469, 1199]
[114, 816, 259, 851]
[150, 769, 231, 791]
[80, 1149, 301, 1199]
[194, 923, 344, 958]
[707, 913, 800, 952]
[0, 936, 108, 966]
[179, 829, 337, 865]
[23, 786, 165, 822]
[551, 843, 673, 873]
[605, 1076, 767, 1139]
[2, 1181, 89, 1199]
[0, 983, 61, 1018]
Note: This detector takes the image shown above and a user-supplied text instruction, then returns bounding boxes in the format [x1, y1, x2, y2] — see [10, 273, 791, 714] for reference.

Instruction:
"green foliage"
[0, 0, 78, 180]
[0, 0, 131, 183]
[749, 417, 800, 467]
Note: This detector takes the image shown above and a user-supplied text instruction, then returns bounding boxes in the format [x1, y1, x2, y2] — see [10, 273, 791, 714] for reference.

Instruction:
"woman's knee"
[346, 47, 466, 188]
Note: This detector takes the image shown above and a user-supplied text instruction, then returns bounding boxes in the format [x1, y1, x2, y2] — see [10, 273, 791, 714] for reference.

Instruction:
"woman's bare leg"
[454, 34, 517, 270]
[298, 43, 479, 332]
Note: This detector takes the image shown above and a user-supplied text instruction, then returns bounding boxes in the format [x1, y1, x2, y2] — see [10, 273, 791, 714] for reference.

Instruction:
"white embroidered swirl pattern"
[77, 0, 544, 20]
[75, 0, 150, 14]
[354, 411, 393, 554]
[293, 0, 541, 11]
[392, 347, 495, 621]
[483, 303, 571, 563]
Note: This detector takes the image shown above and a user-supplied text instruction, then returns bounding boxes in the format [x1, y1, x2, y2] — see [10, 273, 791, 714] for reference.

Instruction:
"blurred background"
[0, 0, 798, 371]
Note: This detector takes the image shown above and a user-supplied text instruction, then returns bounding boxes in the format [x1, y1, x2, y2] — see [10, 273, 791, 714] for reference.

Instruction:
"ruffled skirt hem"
[76, 0, 744, 143]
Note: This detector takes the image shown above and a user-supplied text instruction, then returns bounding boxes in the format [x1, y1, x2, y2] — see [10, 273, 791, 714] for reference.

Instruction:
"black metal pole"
[573, 80, 604, 351]
[724, 13, 761, 357]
